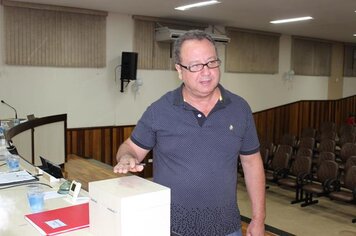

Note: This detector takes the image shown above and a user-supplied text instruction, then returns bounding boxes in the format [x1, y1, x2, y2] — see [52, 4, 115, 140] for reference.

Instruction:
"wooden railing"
[255, 95, 356, 144]
[67, 95, 356, 166]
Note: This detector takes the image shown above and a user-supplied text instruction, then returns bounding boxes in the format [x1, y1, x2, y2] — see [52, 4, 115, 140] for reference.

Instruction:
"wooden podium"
[4, 114, 67, 166]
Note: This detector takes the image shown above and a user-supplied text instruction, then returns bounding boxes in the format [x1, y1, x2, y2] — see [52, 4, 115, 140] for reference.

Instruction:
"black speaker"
[120, 52, 138, 81]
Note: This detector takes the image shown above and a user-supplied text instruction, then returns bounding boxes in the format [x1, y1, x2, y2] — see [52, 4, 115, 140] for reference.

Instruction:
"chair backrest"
[298, 137, 315, 150]
[295, 147, 313, 158]
[320, 131, 336, 141]
[338, 133, 356, 147]
[343, 165, 356, 190]
[344, 156, 356, 173]
[260, 140, 275, 157]
[318, 139, 335, 153]
[316, 160, 339, 183]
[271, 151, 290, 171]
[340, 143, 356, 163]
[260, 147, 269, 167]
[275, 144, 293, 157]
[291, 155, 312, 176]
[317, 151, 336, 167]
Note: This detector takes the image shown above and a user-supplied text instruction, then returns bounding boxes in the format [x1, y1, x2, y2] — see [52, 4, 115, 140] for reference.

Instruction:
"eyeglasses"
[178, 59, 221, 72]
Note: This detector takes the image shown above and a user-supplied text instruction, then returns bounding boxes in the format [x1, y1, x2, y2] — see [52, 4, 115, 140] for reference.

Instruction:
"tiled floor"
[237, 178, 356, 236]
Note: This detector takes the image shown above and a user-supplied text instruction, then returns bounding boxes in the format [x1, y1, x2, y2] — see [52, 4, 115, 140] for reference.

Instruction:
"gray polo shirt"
[131, 84, 259, 236]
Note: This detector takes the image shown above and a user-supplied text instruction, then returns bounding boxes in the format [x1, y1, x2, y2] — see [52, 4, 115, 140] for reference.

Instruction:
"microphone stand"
[1, 100, 18, 119]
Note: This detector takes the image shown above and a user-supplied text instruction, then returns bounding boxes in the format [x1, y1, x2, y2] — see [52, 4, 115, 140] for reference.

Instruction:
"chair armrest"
[296, 172, 311, 185]
[324, 178, 340, 192]
[273, 168, 289, 180]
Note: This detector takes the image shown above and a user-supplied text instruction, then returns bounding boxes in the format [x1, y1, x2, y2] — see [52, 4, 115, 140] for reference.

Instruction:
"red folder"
[25, 203, 89, 235]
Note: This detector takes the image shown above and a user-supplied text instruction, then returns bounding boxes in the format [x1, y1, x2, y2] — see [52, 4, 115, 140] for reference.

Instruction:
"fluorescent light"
[175, 0, 221, 11]
[270, 16, 313, 24]
[353, 34, 356, 37]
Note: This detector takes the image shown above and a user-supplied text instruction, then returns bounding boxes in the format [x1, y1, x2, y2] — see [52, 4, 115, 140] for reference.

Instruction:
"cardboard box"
[89, 175, 170, 236]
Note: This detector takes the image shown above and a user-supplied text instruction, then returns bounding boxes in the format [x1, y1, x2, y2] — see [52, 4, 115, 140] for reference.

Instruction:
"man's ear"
[175, 64, 183, 80]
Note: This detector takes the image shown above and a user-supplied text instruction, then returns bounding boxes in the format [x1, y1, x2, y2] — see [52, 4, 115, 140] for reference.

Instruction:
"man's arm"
[113, 138, 150, 174]
[240, 152, 266, 236]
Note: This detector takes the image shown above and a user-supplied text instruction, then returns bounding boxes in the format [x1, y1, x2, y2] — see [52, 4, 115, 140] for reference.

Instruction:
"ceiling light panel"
[270, 16, 313, 24]
[175, 0, 221, 11]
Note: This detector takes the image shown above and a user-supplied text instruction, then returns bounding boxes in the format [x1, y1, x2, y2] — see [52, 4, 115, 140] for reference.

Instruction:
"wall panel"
[67, 96, 356, 169]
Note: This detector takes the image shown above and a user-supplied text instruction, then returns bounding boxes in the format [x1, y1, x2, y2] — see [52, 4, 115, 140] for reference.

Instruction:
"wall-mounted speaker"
[120, 52, 138, 81]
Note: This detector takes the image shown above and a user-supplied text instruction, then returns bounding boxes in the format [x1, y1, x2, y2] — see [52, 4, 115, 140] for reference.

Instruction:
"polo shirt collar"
[173, 83, 232, 107]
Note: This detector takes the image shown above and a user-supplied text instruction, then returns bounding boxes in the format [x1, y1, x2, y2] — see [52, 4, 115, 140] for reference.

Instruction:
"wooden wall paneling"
[111, 127, 120, 166]
[66, 132, 72, 154]
[90, 129, 101, 161]
[266, 110, 276, 143]
[289, 103, 300, 136]
[123, 126, 134, 140]
[275, 107, 285, 144]
[70, 130, 78, 155]
[84, 129, 91, 158]
[283, 105, 291, 138]
[298, 102, 307, 136]
[103, 128, 112, 165]
[254, 113, 264, 141]
[334, 100, 342, 125]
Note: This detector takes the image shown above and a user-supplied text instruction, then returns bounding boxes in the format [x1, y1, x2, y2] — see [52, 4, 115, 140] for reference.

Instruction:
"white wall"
[344, 77, 356, 98]
[0, 9, 355, 128]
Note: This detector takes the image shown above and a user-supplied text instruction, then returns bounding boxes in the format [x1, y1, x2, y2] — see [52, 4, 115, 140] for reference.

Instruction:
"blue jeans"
[226, 228, 243, 236]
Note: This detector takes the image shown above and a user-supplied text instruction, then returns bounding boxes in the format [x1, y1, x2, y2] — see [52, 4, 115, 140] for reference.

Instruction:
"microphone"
[1, 100, 18, 119]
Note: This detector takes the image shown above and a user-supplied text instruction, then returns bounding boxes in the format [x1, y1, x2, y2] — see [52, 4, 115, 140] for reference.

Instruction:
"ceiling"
[9, 0, 356, 43]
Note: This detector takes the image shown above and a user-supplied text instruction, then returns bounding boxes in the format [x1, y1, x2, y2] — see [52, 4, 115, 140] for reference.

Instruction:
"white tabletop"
[0, 147, 93, 236]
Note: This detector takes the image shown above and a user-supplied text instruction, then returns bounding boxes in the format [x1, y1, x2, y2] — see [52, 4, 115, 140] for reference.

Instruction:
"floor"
[238, 177, 356, 236]
[64, 155, 356, 236]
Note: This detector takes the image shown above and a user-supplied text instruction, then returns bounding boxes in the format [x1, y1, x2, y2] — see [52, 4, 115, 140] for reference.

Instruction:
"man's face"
[175, 39, 220, 98]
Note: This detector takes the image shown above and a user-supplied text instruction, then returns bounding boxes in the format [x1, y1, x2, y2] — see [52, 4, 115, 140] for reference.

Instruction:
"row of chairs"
[281, 122, 356, 152]
[261, 129, 356, 223]
[272, 156, 356, 222]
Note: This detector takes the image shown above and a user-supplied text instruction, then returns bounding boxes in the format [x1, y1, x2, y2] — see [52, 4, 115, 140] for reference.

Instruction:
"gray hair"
[173, 30, 217, 64]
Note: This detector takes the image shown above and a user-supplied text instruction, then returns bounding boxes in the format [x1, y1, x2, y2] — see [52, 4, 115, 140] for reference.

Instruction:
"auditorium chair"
[315, 121, 336, 143]
[290, 147, 313, 165]
[328, 165, 356, 223]
[312, 151, 336, 173]
[274, 144, 293, 158]
[265, 150, 291, 183]
[338, 143, 356, 169]
[336, 133, 356, 151]
[340, 156, 356, 185]
[314, 139, 335, 162]
[277, 155, 312, 204]
[301, 160, 339, 207]
[297, 137, 315, 151]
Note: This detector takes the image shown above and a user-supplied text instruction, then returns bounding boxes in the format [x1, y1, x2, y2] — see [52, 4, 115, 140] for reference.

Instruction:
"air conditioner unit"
[155, 27, 230, 43]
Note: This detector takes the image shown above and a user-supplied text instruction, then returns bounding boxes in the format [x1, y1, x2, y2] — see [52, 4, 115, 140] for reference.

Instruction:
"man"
[114, 30, 265, 236]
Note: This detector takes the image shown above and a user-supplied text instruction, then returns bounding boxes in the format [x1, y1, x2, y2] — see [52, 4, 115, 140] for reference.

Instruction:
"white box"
[89, 175, 170, 236]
